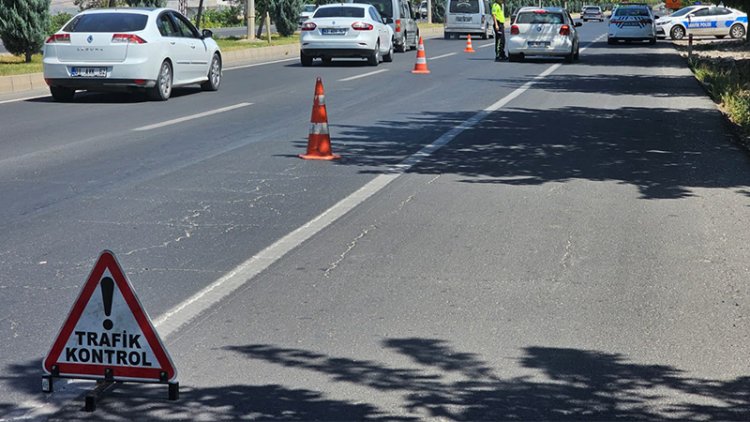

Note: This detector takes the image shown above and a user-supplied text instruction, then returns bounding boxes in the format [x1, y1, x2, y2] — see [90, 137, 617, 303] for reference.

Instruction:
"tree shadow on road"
[318, 104, 749, 200]
[5, 339, 750, 420]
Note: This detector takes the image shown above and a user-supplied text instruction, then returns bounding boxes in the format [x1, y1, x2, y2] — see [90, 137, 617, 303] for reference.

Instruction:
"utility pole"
[247, 0, 256, 40]
[196, 0, 204, 29]
[427, 0, 432, 23]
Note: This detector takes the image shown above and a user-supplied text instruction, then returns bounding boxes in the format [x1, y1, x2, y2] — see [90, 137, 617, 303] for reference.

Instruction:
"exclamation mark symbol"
[101, 277, 114, 331]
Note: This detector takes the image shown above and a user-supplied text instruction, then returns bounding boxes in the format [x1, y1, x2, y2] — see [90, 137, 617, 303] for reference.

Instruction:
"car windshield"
[515, 11, 564, 24]
[314, 6, 366, 18]
[614, 7, 650, 17]
[670, 6, 698, 17]
[63, 13, 148, 32]
[450, 0, 480, 14]
[354, 0, 393, 17]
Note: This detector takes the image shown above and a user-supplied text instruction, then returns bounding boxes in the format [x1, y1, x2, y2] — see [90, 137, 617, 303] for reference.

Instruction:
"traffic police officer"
[492, 0, 507, 61]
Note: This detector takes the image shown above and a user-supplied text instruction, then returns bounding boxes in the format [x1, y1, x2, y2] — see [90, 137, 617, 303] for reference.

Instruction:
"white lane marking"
[152, 48, 579, 340]
[132, 102, 252, 132]
[13, 35, 608, 422]
[431, 52, 457, 60]
[0, 94, 49, 105]
[338, 69, 389, 82]
[479, 43, 495, 48]
[225, 57, 298, 71]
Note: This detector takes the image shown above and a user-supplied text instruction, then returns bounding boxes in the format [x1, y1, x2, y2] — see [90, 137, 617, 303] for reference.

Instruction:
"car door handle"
[190, 45, 196, 49]
[170, 41, 176, 45]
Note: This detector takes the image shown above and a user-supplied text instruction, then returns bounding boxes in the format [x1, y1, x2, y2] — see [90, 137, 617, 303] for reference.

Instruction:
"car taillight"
[111, 34, 147, 44]
[352, 21, 374, 30]
[46, 33, 70, 43]
[301, 21, 317, 31]
[510, 25, 519, 35]
[395, 19, 401, 32]
[481, 15, 486, 24]
[559, 24, 570, 35]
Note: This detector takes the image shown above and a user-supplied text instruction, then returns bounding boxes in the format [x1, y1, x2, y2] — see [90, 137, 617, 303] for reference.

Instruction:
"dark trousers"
[494, 24, 506, 59]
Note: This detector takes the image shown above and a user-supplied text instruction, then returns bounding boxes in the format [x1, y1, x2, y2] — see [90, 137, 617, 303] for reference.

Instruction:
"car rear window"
[354, 0, 393, 18]
[314, 6, 366, 18]
[613, 7, 650, 17]
[584, 7, 600, 12]
[63, 13, 148, 32]
[515, 11, 564, 24]
[450, 0, 480, 14]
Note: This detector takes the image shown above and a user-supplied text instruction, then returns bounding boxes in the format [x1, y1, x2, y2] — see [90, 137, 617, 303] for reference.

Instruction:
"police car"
[656, 5, 747, 40]
[607, 3, 657, 44]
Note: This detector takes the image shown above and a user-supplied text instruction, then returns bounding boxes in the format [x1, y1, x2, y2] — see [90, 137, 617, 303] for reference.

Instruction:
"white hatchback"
[507, 7, 582, 63]
[43, 8, 222, 102]
[300, 3, 394, 66]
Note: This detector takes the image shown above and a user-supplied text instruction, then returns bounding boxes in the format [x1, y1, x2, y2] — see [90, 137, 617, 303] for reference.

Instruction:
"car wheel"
[201, 53, 222, 91]
[396, 34, 407, 52]
[50, 86, 75, 102]
[368, 42, 380, 66]
[670, 25, 685, 40]
[444, 32, 450, 39]
[649, 37, 656, 45]
[148, 60, 172, 101]
[565, 47, 574, 63]
[481, 26, 488, 40]
[300, 52, 313, 67]
[730, 23, 745, 39]
[508, 53, 522, 62]
[574, 44, 580, 60]
[383, 39, 394, 62]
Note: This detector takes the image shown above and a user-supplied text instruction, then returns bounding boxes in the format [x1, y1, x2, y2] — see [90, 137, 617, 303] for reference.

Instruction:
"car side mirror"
[202, 29, 213, 39]
[654, 15, 660, 19]
[385, 17, 394, 24]
[574, 21, 582, 27]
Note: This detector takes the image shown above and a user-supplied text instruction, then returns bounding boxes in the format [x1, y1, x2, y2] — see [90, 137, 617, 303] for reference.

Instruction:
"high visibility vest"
[492, 3, 505, 24]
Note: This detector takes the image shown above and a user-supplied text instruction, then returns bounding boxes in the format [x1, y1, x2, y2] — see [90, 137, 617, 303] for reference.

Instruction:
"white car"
[43, 8, 222, 102]
[656, 5, 747, 40]
[299, 4, 317, 26]
[507, 7, 582, 63]
[607, 3, 657, 44]
[300, 3, 394, 66]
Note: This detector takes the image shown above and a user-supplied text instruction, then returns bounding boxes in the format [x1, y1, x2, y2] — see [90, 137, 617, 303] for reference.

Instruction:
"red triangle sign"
[43, 250, 177, 382]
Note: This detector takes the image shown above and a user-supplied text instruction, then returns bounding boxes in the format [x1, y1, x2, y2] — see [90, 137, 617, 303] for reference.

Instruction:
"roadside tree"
[0, 0, 50, 63]
[272, 0, 303, 36]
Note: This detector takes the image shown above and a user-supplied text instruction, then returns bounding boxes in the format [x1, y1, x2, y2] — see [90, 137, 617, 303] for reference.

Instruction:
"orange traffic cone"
[411, 36, 431, 74]
[299, 77, 340, 160]
[464, 34, 475, 53]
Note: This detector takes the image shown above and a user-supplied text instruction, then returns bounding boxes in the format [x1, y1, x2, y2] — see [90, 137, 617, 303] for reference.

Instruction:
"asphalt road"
[2, 22, 750, 420]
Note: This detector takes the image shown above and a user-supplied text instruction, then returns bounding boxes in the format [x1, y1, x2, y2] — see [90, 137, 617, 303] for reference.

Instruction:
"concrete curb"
[0, 26, 443, 96]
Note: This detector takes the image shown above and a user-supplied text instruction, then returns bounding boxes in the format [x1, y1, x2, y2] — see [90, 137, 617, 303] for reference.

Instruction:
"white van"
[349, 0, 420, 51]
[444, 0, 493, 39]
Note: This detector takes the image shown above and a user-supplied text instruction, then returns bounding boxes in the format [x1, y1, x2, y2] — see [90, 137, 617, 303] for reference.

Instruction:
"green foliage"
[723, 91, 750, 127]
[0, 0, 50, 62]
[48, 11, 73, 35]
[74, 0, 111, 9]
[272, 0, 303, 36]
[200, 7, 244, 28]
[124, 0, 165, 5]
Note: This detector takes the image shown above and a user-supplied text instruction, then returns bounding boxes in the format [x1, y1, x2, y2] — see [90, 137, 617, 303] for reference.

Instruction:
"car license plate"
[528, 41, 549, 47]
[457, 16, 472, 22]
[321, 28, 347, 35]
[71, 67, 107, 78]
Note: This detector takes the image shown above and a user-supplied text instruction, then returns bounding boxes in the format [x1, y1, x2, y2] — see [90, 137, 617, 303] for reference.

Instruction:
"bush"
[272, 0, 303, 37]
[724, 91, 750, 128]
[199, 7, 243, 28]
[48, 11, 73, 35]
[0, 0, 50, 63]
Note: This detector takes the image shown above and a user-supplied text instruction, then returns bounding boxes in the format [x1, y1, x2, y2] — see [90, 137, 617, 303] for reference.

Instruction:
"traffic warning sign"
[43, 250, 177, 383]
